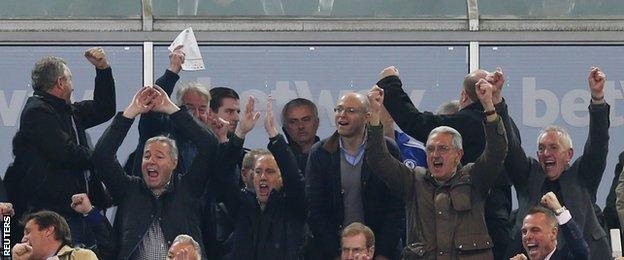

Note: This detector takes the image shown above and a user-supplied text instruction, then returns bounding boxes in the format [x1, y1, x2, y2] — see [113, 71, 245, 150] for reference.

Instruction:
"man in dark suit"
[511, 192, 589, 260]
[504, 67, 610, 259]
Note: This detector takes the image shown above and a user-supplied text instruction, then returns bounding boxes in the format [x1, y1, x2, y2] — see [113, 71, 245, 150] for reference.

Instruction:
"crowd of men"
[0, 46, 622, 260]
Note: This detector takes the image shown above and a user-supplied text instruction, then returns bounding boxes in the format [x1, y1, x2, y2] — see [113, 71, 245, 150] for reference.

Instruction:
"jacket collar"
[321, 131, 341, 153]
[56, 245, 75, 257]
[33, 90, 71, 111]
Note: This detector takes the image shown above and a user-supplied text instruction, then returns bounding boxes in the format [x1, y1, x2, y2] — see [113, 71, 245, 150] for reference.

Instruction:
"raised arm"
[375, 66, 461, 143]
[265, 98, 306, 218]
[93, 86, 158, 202]
[467, 79, 508, 192]
[578, 67, 610, 199]
[75, 47, 116, 128]
[366, 86, 417, 201]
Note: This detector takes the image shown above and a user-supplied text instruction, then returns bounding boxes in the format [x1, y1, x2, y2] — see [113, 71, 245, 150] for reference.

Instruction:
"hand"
[84, 47, 109, 70]
[264, 96, 279, 138]
[151, 85, 181, 115]
[235, 96, 261, 139]
[510, 253, 528, 260]
[12, 243, 33, 260]
[169, 45, 185, 74]
[379, 66, 399, 79]
[0, 202, 14, 217]
[71, 193, 94, 215]
[123, 86, 159, 119]
[367, 85, 384, 126]
[540, 192, 563, 213]
[206, 114, 230, 143]
[588, 67, 605, 99]
[475, 78, 494, 111]
[486, 67, 505, 104]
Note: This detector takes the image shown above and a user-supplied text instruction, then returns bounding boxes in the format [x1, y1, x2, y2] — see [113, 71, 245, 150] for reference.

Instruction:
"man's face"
[426, 132, 463, 182]
[21, 220, 52, 260]
[167, 241, 199, 260]
[284, 105, 319, 147]
[537, 131, 573, 181]
[212, 97, 240, 134]
[335, 94, 370, 139]
[182, 91, 208, 120]
[253, 155, 283, 206]
[521, 213, 557, 260]
[142, 141, 177, 192]
[341, 233, 373, 260]
[59, 65, 73, 103]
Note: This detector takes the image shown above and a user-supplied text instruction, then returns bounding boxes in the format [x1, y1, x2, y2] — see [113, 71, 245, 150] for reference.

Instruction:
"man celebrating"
[12, 211, 98, 260]
[92, 86, 221, 259]
[7, 48, 115, 246]
[511, 192, 589, 260]
[503, 67, 610, 259]
[306, 92, 403, 260]
[366, 78, 507, 259]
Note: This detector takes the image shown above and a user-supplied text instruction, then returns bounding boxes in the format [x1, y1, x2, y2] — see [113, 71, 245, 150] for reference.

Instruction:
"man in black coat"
[92, 86, 221, 259]
[7, 48, 115, 246]
[504, 67, 611, 259]
[376, 66, 518, 259]
[221, 100, 306, 259]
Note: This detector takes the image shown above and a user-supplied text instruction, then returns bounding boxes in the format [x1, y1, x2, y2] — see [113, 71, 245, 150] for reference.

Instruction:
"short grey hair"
[280, 98, 319, 126]
[176, 82, 211, 106]
[172, 234, 201, 259]
[144, 136, 178, 160]
[428, 126, 463, 150]
[537, 125, 573, 149]
[31, 56, 68, 92]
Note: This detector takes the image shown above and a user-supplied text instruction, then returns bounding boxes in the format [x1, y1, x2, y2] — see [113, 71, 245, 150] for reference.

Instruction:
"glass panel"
[0, 1, 141, 18]
[480, 45, 624, 206]
[0, 46, 143, 176]
[479, 0, 624, 18]
[152, 0, 467, 18]
[153, 45, 468, 149]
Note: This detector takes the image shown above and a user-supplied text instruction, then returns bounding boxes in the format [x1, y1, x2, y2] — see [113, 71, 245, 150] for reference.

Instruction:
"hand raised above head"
[169, 45, 185, 74]
[264, 96, 278, 138]
[151, 85, 180, 115]
[379, 66, 399, 79]
[123, 86, 160, 119]
[235, 95, 261, 139]
[588, 67, 605, 99]
[475, 78, 494, 110]
[84, 47, 109, 70]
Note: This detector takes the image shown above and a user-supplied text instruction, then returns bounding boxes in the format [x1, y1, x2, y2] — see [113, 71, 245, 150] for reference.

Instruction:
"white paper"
[168, 27, 205, 71]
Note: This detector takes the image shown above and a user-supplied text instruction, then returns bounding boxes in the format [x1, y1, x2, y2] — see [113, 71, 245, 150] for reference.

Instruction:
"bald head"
[462, 69, 489, 103]
[339, 92, 370, 112]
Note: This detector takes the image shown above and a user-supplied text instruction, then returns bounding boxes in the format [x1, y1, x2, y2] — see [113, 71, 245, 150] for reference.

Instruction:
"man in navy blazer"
[511, 192, 589, 260]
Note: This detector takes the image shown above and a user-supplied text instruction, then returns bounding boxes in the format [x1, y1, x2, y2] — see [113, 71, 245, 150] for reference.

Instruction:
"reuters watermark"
[2, 214, 10, 258]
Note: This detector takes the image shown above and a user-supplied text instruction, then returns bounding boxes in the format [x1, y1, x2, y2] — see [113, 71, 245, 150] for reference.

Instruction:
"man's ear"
[566, 148, 574, 164]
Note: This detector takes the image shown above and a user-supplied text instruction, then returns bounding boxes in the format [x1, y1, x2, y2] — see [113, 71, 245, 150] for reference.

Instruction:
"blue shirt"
[339, 137, 366, 166]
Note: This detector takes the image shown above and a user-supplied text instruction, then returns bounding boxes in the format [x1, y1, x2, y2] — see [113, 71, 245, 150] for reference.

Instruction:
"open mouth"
[337, 120, 349, 126]
[432, 161, 443, 169]
[543, 160, 556, 169]
[147, 167, 159, 179]
[258, 183, 270, 195]
[526, 243, 538, 255]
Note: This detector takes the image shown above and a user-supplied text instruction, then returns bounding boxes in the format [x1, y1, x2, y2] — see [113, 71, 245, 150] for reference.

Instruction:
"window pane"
[0, 1, 141, 18]
[152, 0, 467, 18]
[480, 0, 624, 18]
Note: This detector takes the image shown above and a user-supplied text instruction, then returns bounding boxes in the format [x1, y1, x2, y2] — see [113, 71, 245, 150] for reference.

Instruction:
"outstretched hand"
[169, 45, 185, 74]
[367, 85, 384, 125]
[487, 67, 505, 104]
[475, 78, 494, 111]
[235, 96, 261, 139]
[264, 96, 279, 138]
[151, 85, 181, 115]
[84, 47, 109, 70]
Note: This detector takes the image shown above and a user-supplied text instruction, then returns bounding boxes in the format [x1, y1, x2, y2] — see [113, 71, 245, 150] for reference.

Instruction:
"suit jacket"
[504, 102, 610, 260]
[306, 131, 404, 259]
[550, 218, 590, 260]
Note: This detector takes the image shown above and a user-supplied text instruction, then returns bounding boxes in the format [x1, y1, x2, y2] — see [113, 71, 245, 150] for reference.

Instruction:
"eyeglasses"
[334, 106, 363, 115]
[425, 145, 452, 155]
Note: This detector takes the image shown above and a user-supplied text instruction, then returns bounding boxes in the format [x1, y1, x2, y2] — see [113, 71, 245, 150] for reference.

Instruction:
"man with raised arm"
[7, 48, 115, 247]
[503, 67, 610, 259]
[366, 78, 507, 259]
[92, 86, 221, 259]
